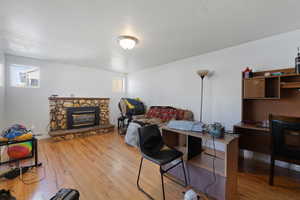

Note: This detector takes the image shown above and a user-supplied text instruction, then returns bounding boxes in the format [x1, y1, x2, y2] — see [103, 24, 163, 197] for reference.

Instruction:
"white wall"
[5, 55, 125, 136]
[0, 51, 5, 129]
[128, 29, 300, 128]
[128, 29, 300, 170]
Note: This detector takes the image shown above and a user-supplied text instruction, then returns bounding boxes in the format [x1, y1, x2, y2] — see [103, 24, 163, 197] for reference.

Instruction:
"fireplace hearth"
[67, 107, 100, 129]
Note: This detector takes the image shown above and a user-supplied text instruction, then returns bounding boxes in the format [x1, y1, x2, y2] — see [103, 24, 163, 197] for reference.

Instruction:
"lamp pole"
[197, 69, 209, 123]
[200, 75, 205, 122]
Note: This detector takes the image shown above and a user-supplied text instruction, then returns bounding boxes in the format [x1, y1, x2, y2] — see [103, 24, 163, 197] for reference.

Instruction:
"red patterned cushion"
[146, 107, 160, 118]
[146, 108, 153, 118]
[146, 107, 178, 122]
[160, 108, 177, 122]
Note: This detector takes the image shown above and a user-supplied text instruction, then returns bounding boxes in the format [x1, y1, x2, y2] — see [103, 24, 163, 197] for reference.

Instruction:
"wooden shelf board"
[188, 153, 225, 177]
[244, 73, 300, 80]
[234, 122, 269, 132]
[243, 76, 265, 80]
[280, 82, 300, 89]
[243, 97, 280, 100]
[276, 73, 300, 78]
[174, 146, 187, 153]
[203, 147, 225, 160]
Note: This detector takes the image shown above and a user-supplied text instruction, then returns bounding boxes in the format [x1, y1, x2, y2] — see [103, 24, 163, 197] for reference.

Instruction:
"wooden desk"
[233, 122, 271, 155]
[161, 127, 239, 200]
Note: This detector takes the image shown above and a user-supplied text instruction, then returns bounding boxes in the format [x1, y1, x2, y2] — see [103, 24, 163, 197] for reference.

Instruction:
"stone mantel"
[48, 97, 110, 101]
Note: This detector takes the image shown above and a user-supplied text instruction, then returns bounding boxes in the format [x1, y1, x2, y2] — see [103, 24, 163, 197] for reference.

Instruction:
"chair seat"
[143, 146, 183, 165]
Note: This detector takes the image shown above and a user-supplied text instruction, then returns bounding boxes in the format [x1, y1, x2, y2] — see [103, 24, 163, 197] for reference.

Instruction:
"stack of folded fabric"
[167, 120, 204, 132]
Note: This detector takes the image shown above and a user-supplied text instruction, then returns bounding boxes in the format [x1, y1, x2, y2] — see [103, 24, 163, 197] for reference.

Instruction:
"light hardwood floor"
[1, 131, 300, 200]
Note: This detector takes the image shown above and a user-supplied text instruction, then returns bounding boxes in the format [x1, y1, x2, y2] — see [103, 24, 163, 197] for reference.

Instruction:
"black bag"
[0, 190, 16, 200]
[124, 98, 146, 116]
[50, 188, 80, 200]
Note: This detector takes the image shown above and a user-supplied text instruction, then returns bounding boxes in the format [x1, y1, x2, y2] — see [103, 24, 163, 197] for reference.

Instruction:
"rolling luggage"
[50, 188, 80, 200]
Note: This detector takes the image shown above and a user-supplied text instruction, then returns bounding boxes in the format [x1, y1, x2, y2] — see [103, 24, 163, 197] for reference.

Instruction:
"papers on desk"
[166, 120, 204, 132]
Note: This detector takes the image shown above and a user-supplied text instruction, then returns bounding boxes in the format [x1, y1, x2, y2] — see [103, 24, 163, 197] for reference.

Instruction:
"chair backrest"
[138, 125, 164, 156]
[118, 98, 127, 117]
[270, 114, 300, 161]
[118, 98, 146, 117]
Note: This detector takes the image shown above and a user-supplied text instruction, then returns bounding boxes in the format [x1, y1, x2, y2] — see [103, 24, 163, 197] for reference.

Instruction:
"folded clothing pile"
[167, 120, 204, 132]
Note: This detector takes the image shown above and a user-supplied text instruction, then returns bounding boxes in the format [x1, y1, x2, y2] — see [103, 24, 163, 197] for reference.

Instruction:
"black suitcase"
[50, 188, 80, 200]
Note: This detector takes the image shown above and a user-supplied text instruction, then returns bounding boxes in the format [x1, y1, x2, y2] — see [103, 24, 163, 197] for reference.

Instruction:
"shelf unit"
[243, 76, 280, 99]
[243, 68, 300, 100]
[242, 68, 300, 121]
[236, 67, 300, 156]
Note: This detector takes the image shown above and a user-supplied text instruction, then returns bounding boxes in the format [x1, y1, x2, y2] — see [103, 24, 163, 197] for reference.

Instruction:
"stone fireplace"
[49, 97, 110, 132]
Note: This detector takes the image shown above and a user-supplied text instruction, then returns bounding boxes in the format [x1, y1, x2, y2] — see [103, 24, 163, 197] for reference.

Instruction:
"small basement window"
[10, 64, 40, 88]
[112, 77, 125, 93]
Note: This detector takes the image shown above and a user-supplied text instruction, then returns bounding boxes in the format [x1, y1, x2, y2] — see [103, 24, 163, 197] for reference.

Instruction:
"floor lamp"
[197, 70, 209, 122]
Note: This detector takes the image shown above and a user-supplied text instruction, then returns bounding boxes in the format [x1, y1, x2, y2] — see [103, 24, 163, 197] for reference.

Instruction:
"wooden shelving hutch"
[235, 67, 300, 155]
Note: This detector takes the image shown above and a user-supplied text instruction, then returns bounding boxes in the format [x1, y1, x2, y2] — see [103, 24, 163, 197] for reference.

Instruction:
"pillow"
[160, 108, 177, 122]
[176, 110, 185, 120]
[146, 107, 160, 118]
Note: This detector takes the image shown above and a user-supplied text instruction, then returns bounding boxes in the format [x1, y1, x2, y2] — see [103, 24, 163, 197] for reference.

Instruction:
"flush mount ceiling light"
[118, 35, 138, 50]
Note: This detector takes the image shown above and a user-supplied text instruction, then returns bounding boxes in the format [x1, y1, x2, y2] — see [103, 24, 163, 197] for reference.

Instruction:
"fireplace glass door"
[67, 107, 100, 129]
[72, 111, 96, 127]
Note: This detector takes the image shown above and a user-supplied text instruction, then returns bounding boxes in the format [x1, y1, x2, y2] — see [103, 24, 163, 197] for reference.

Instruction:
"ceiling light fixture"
[118, 35, 138, 50]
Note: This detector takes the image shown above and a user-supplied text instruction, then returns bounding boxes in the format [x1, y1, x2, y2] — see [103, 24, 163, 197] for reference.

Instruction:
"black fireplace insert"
[66, 107, 100, 129]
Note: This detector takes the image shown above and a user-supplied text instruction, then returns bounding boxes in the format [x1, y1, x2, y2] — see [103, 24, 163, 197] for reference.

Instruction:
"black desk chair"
[269, 114, 300, 185]
[137, 125, 187, 200]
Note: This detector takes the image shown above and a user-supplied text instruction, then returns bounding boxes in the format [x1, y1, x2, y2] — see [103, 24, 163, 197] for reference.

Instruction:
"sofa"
[125, 106, 193, 147]
[133, 106, 194, 126]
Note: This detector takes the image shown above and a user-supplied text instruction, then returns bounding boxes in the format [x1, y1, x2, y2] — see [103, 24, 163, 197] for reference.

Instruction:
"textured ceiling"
[1, 0, 300, 73]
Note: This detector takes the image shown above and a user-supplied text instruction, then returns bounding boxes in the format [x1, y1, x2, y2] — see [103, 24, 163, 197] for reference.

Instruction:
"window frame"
[112, 77, 126, 93]
[9, 64, 41, 88]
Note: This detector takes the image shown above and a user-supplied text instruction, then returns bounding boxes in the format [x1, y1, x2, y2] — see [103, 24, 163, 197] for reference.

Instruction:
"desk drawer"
[235, 128, 271, 154]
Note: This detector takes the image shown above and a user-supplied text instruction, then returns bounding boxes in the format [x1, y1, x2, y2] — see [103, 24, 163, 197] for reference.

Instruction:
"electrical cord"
[19, 164, 46, 185]
[203, 135, 217, 196]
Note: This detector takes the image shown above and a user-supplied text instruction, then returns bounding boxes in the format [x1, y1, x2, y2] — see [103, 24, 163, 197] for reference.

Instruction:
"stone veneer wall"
[49, 97, 110, 131]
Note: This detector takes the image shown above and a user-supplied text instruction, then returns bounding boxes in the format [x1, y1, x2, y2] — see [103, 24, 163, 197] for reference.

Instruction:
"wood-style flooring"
[1, 131, 300, 200]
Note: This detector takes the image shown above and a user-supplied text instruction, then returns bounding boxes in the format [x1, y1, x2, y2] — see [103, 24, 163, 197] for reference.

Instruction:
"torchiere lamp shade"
[197, 70, 209, 78]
